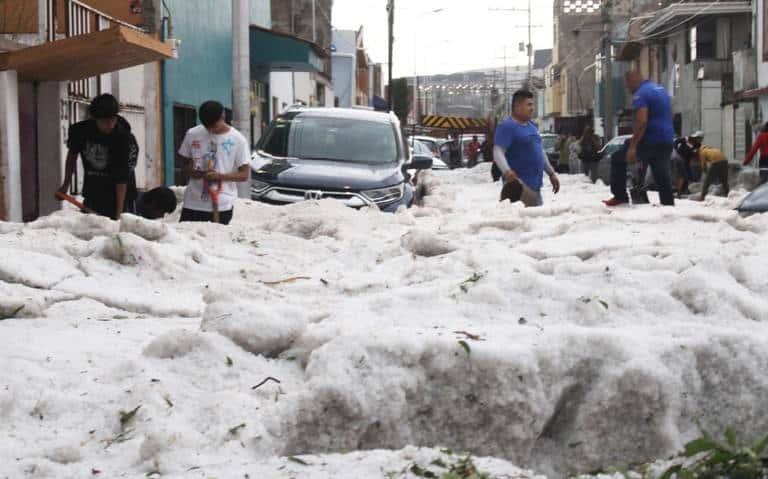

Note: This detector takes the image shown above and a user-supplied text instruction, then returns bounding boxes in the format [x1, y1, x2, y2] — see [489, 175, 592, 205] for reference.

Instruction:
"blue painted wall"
[161, 0, 270, 185]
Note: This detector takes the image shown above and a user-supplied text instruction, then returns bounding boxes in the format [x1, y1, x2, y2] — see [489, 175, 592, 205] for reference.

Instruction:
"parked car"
[410, 140, 448, 170]
[737, 182, 768, 215]
[408, 135, 444, 157]
[251, 108, 431, 212]
[596, 134, 632, 184]
[541, 133, 559, 165]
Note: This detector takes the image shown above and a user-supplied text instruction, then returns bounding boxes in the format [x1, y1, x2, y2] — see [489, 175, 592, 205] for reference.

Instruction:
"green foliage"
[405, 455, 492, 479]
[659, 428, 768, 479]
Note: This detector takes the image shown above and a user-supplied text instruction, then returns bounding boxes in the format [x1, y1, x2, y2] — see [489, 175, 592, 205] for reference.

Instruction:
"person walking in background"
[604, 70, 675, 206]
[579, 127, 600, 183]
[494, 90, 560, 207]
[465, 135, 482, 168]
[697, 145, 730, 201]
[568, 134, 581, 174]
[743, 122, 768, 185]
[557, 134, 571, 174]
[178, 101, 250, 225]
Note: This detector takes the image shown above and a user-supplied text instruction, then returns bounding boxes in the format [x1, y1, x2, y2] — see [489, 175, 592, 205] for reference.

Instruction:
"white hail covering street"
[2, 164, 768, 478]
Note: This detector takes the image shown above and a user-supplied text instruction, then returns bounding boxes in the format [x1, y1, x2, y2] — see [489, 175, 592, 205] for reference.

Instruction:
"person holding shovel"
[494, 90, 560, 207]
[178, 101, 250, 225]
[58, 94, 138, 220]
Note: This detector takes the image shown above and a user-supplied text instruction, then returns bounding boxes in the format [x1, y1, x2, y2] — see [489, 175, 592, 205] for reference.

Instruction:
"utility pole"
[387, 0, 395, 110]
[232, 0, 250, 198]
[311, 0, 317, 43]
[527, 0, 532, 86]
[602, 0, 614, 141]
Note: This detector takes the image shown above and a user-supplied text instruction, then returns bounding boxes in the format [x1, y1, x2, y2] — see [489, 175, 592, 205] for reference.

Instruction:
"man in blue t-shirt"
[494, 90, 560, 206]
[604, 70, 675, 206]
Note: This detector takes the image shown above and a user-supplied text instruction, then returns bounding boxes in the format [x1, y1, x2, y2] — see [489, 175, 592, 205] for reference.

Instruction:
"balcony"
[733, 49, 756, 93]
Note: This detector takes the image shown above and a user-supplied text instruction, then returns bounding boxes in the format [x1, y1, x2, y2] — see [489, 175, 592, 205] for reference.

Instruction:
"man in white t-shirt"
[178, 101, 250, 224]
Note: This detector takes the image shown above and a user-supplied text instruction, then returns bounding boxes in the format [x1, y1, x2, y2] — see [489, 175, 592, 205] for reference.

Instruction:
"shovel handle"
[55, 191, 94, 214]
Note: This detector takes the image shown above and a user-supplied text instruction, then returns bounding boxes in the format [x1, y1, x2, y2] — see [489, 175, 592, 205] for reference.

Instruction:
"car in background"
[541, 133, 559, 166]
[251, 108, 431, 213]
[596, 134, 632, 184]
[737, 182, 768, 215]
[408, 136, 444, 157]
[411, 139, 448, 170]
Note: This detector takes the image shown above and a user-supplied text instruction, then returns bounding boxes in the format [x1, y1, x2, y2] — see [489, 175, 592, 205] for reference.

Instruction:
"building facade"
[0, 0, 172, 221]
[618, 0, 753, 159]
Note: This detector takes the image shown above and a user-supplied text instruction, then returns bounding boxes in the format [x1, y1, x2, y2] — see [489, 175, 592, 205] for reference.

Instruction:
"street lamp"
[413, 8, 448, 121]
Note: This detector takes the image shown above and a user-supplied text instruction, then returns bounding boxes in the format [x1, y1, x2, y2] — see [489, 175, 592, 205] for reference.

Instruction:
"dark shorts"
[179, 208, 233, 225]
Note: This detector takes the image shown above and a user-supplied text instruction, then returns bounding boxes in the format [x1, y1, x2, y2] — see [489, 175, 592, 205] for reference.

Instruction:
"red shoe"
[602, 197, 628, 207]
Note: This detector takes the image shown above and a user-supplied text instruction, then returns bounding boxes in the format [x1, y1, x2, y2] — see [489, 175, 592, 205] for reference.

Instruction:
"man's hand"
[190, 168, 205, 180]
[627, 145, 638, 164]
[204, 170, 221, 182]
[504, 170, 518, 183]
[549, 173, 561, 194]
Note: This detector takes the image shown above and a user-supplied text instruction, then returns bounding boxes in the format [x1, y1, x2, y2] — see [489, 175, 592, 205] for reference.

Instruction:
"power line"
[613, 0, 722, 43]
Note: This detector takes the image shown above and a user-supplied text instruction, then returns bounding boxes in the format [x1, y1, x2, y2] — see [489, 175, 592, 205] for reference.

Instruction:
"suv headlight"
[251, 179, 271, 194]
[362, 183, 405, 205]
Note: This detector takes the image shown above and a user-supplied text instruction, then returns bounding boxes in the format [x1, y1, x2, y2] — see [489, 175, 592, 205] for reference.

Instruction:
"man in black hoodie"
[59, 94, 138, 220]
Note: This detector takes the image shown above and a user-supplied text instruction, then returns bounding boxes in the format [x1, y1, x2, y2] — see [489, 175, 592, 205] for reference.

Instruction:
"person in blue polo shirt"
[494, 90, 560, 207]
[604, 70, 675, 206]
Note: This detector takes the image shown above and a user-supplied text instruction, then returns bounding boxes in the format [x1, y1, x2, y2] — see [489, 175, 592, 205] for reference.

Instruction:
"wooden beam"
[4, 26, 173, 81]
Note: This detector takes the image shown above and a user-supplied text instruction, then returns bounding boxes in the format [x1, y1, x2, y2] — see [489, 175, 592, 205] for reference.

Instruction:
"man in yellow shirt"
[698, 144, 729, 200]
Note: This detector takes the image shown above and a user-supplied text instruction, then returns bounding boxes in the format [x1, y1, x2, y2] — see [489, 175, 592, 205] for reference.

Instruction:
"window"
[687, 20, 716, 63]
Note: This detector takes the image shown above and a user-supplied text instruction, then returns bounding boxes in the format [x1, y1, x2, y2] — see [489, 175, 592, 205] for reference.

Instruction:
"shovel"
[55, 191, 95, 214]
[204, 178, 223, 223]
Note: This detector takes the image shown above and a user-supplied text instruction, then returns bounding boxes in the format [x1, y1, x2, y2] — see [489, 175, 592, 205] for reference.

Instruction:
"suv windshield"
[259, 115, 398, 164]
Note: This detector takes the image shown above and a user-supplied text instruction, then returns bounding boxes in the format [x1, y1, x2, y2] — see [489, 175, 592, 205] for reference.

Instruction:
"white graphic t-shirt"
[178, 125, 250, 212]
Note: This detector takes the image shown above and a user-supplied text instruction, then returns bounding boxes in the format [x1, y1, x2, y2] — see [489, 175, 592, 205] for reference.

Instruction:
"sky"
[331, 0, 555, 78]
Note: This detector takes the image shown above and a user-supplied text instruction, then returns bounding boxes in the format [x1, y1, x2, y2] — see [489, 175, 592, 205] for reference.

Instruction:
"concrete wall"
[270, 71, 294, 118]
[332, 55, 354, 108]
[0, 70, 22, 222]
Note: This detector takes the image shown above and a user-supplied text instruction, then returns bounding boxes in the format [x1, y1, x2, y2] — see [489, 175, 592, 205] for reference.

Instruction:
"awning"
[641, 2, 751, 35]
[0, 26, 173, 82]
[250, 26, 327, 73]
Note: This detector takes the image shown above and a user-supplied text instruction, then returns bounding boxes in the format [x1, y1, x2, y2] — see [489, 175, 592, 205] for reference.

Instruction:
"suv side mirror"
[409, 155, 433, 170]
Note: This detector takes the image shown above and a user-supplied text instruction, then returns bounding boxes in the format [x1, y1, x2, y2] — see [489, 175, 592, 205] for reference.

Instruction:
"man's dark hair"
[89, 94, 120, 119]
[199, 101, 225, 128]
[144, 187, 177, 214]
[512, 90, 534, 106]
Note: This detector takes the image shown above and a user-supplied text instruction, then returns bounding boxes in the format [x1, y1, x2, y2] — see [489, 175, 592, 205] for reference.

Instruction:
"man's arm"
[114, 183, 127, 219]
[206, 164, 249, 182]
[630, 108, 648, 149]
[627, 107, 648, 163]
[542, 146, 560, 194]
[183, 156, 204, 179]
[59, 150, 78, 193]
[493, 145, 516, 180]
